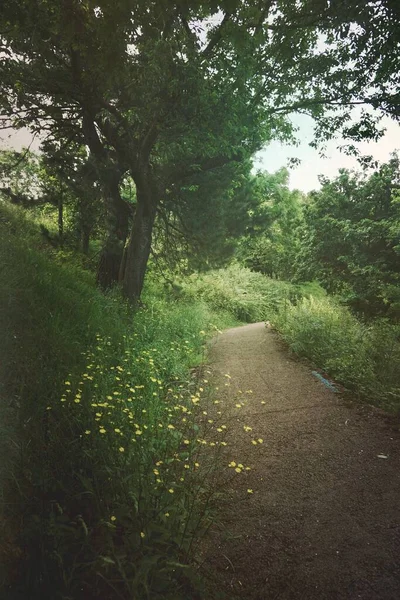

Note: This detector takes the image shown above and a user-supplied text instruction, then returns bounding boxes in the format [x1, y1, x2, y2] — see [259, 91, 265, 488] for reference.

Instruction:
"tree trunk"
[96, 175, 131, 290]
[58, 196, 63, 241]
[81, 228, 90, 255]
[122, 183, 157, 303]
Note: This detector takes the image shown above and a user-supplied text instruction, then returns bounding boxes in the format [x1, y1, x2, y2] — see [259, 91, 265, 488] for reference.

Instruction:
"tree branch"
[201, 12, 231, 58]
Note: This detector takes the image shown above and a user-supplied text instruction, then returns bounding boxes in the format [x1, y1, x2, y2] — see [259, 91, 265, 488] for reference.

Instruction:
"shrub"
[274, 295, 400, 409]
[180, 264, 305, 323]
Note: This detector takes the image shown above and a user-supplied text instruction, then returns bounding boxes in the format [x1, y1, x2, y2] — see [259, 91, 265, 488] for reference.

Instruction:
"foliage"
[179, 264, 320, 323]
[2, 0, 399, 299]
[236, 168, 306, 280]
[298, 154, 400, 319]
[0, 204, 240, 600]
[0, 146, 103, 251]
[274, 296, 400, 409]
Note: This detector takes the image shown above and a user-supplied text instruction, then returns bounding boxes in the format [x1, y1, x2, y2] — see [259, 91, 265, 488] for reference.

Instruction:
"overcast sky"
[1, 114, 399, 193]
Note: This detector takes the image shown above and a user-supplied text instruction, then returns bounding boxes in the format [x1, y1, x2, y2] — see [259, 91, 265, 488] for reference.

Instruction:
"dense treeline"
[238, 155, 400, 322]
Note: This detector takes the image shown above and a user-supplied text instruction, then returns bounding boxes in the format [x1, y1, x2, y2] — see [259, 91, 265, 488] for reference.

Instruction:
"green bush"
[274, 295, 400, 409]
[180, 264, 306, 323]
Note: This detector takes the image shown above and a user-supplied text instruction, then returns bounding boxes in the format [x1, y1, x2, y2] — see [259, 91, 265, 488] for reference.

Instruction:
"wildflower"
[228, 461, 237, 468]
[167, 424, 175, 430]
[217, 428, 223, 433]
[247, 489, 254, 494]
[184, 464, 190, 470]
[243, 425, 252, 432]
[135, 430, 143, 435]
[261, 401, 266, 405]
[114, 428, 121, 433]
[153, 469, 159, 475]
[85, 430, 91, 435]
[221, 441, 227, 446]
[110, 516, 117, 522]
[140, 532, 145, 539]
[224, 374, 231, 379]
[99, 428, 106, 434]
[252, 440, 258, 445]
[64, 381, 71, 386]
[235, 404, 241, 408]
[183, 440, 190, 445]
[119, 447, 125, 453]
[168, 488, 174, 494]
[208, 419, 214, 424]
[164, 512, 170, 517]
[258, 438, 264, 444]
[194, 462, 200, 468]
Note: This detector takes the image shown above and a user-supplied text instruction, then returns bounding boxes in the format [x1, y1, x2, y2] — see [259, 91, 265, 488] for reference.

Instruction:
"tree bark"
[122, 181, 157, 303]
[96, 173, 131, 290]
[58, 196, 63, 241]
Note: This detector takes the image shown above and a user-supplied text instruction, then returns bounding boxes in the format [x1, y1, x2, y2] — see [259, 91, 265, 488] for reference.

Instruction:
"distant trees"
[0, 147, 102, 252]
[299, 154, 400, 319]
[237, 169, 305, 280]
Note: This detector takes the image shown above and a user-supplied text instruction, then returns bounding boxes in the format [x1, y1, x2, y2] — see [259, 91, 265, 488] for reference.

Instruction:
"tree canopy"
[1, 0, 399, 300]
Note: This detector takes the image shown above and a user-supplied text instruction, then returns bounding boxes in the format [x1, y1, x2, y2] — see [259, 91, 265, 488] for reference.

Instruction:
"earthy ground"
[202, 322, 400, 600]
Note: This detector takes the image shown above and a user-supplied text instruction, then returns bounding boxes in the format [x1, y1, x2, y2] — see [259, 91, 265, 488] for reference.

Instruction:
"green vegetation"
[1, 204, 239, 599]
[180, 265, 323, 324]
[275, 297, 400, 409]
[1, 2, 400, 597]
[1, 0, 398, 300]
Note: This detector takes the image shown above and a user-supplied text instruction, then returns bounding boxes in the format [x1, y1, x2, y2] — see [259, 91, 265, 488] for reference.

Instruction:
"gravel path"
[203, 322, 400, 600]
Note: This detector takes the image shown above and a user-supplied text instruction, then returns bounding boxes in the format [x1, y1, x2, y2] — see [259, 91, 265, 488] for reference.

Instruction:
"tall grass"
[180, 264, 316, 323]
[0, 204, 237, 599]
[274, 296, 400, 409]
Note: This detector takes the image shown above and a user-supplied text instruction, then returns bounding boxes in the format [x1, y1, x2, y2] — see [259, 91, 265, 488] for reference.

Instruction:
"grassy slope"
[0, 204, 238, 600]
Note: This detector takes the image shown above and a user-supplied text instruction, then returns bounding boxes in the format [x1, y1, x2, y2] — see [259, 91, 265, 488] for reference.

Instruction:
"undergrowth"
[182, 264, 400, 410]
[2, 201, 399, 600]
[179, 265, 323, 323]
[0, 204, 239, 599]
[274, 296, 400, 410]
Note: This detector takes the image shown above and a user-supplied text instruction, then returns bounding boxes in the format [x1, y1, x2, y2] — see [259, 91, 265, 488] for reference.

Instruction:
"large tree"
[1, 0, 399, 301]
[298, 154, 400, 319]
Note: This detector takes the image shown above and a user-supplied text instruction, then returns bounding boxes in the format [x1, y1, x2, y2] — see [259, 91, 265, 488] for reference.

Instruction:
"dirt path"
[203, 322, 400, 600]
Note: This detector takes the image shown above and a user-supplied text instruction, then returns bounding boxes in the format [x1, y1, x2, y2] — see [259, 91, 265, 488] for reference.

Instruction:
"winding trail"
[203, 323, 400, 600]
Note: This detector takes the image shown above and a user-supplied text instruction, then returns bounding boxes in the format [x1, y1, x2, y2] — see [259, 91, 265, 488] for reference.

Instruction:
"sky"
[255, 114, 400, 192]
[1, 114, 399, 194]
